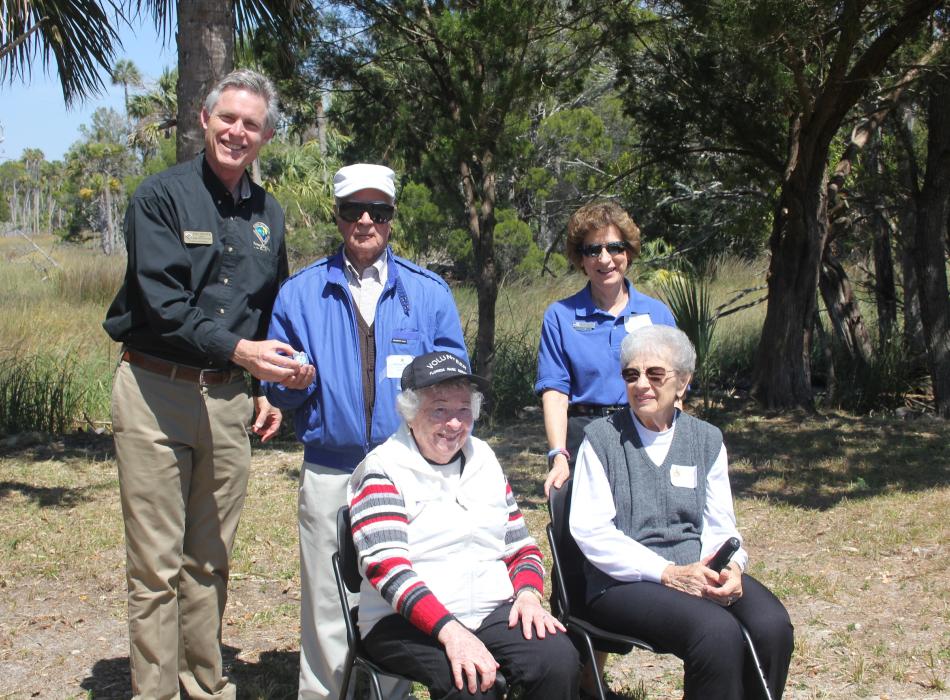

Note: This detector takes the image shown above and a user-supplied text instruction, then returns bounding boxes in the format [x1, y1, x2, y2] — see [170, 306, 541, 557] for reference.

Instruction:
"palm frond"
[1, 0, 123, 105]
[127, 0, 309, 48]
[660, 272, 718, 409]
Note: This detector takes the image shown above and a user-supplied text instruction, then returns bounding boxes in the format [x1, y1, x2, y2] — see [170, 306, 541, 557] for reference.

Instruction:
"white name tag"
[386, 354, 414, 378]
[670, 464, 697, 488]
[183, 230, 214, 245]
[625, 314, 653, 333]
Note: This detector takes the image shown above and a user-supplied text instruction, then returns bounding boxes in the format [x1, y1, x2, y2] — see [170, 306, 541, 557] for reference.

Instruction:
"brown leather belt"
[121, 350, 244, 386]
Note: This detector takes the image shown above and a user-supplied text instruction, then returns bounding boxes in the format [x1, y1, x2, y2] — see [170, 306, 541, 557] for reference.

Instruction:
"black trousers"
[363, 602, 580, 699]
[587, 574, 793, 700]
[566, 414, 593, 468]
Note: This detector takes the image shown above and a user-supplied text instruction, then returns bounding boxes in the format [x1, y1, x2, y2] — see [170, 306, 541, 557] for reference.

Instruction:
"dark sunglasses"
[337, 200, 396, 224]
[578, 241, 628, 258]
[621, 366, 674, 384]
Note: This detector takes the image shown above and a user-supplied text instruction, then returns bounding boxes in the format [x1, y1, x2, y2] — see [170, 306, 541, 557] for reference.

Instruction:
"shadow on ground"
[81, 656, 131, 699]
[487, 403, 950, 513]
[0, 429, 114, 462]
[229, 647, 298, 699]
[80, 647, 299, 699]
[712, 407, 950, 509]
[0, 480, 91, 507]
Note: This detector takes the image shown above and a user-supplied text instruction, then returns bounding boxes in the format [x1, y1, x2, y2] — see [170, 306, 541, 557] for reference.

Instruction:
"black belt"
[122, 350, 244, 386]
[568, 403, 627, 418]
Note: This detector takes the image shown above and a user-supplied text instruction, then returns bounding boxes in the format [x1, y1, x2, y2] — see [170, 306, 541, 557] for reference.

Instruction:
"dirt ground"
[0, 409, 947, 699]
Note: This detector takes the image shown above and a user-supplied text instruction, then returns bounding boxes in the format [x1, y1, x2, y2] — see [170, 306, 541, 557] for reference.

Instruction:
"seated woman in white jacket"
[348, 351, 579, 699]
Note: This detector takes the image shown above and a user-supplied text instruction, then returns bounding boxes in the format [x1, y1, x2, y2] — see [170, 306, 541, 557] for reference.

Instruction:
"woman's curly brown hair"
[566, 201, 641, 271]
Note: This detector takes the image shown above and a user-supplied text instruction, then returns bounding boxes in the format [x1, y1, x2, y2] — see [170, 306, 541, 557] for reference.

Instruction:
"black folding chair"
[333, 505, 414, 700]
[333, 505, 508, 699]
[546, 479, 773, 700]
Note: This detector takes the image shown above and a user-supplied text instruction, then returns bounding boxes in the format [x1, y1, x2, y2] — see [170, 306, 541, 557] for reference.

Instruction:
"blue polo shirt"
[535, 279, 676, 406]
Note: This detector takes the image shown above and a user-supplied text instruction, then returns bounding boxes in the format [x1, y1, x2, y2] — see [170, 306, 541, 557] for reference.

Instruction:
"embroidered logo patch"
[252, 222, 271, 252]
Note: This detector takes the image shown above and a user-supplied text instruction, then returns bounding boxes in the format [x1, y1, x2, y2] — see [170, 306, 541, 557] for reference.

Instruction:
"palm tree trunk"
[175, 0, 235, 163]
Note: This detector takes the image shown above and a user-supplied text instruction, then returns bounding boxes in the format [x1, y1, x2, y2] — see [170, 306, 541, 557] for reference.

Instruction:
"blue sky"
[0, 19, 176, 163]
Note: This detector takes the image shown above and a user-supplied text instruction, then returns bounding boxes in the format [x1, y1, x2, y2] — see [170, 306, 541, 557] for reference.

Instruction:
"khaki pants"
[297, 462, 410, 700]
[112, 360, 252, 700]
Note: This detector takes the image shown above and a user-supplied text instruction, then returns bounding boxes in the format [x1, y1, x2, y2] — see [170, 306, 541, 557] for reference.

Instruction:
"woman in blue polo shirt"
[536, 201, 675, 497]
[536, 200, 675, 697]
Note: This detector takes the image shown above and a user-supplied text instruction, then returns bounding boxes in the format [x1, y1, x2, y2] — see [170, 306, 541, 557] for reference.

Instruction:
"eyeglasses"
[578, 241, 628, 258]
[621, 366, 675, 384]
[337, 200, 396, 224]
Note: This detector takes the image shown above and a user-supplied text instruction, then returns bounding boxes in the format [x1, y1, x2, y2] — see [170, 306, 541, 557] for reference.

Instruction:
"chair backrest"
[547, 478, 588, 616]
[336, 505, 364, 593]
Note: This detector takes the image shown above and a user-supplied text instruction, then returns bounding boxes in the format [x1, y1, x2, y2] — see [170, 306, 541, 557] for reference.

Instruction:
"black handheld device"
[708, 537, 741, 572]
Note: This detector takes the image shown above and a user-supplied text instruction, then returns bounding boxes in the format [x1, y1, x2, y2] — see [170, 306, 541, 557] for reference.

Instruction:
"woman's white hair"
[620, 325, 696, 375]
[396, 379, 484, 422]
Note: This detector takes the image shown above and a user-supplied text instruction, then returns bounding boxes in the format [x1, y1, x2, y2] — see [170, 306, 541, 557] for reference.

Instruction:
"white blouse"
[569, 410, 748, 583]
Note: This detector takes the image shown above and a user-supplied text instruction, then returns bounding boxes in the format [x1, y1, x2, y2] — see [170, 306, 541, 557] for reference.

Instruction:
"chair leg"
[738, 622, 774, 700]
[339, 650, 355, 700]
[368, 667, 385, 700]
[578, 631, 607, 700]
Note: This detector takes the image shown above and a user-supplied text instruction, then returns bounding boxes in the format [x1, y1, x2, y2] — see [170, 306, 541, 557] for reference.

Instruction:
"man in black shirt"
[104, 69, 304, 700]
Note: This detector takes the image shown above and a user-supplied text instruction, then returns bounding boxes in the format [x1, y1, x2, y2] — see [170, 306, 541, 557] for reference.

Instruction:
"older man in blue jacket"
[264, 163, 468, 700]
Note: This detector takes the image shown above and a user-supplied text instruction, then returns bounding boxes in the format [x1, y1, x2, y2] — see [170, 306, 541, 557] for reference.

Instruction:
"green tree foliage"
[127, 67, 179, 163]
[609, 0, 946, 409]
[3, 2, 310, 162]
[112, 57, 142, 115]
[392, 182, 449, 262]
[0, 187, 9, 223]
[315, 0, 619, 386]
[63, 107, 138, 252]
[259, 139, 341, 263]
[0, 149, 67, 234]
[446, 208, 546, 282]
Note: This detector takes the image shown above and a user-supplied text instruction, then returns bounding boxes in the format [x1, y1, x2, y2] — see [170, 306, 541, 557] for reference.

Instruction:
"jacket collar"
[327, 247, 410, 315]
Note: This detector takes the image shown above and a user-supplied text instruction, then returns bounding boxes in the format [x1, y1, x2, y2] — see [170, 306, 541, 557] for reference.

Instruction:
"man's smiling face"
[200, 87, 273, 190]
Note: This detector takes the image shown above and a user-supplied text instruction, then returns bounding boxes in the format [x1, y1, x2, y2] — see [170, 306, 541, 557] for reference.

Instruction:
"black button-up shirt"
[104, 154, 288, 369]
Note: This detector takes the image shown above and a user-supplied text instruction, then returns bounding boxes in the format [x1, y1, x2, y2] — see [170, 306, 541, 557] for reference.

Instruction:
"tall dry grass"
[7, 235, 916, 431]
[0, 237, 122, 430]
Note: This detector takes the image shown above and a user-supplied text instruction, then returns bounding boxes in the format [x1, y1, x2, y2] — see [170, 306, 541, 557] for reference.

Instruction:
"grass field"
[0, 405, 947, 698]
[0, 234, 947, 698]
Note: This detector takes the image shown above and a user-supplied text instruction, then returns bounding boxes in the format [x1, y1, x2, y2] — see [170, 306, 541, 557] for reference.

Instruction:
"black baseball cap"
[400, 351, 489, 391]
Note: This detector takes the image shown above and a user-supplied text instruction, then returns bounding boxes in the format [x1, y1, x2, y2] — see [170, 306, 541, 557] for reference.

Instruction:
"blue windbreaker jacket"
[264, 248, 468, 471]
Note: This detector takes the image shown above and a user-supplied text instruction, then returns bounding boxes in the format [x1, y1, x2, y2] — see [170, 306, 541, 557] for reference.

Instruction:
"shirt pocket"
[391, 329, 422, 349]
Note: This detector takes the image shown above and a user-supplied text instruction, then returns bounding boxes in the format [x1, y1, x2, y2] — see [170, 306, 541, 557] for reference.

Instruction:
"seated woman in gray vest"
[569, 325, 793, 700]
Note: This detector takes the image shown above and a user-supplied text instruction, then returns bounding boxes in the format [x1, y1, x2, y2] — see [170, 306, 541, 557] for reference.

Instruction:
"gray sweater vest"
[582, 410, 723, 601]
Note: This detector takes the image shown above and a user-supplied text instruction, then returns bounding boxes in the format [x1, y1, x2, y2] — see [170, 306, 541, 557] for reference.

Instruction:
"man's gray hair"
[396, 379, 484, 423]
[204, 69, 279, 131]
[620, 325, 696, 375]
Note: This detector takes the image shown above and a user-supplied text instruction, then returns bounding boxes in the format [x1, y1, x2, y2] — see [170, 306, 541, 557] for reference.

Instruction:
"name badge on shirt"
[670, 464, 697, 489]
[183, 230, 214, 245]
[386, 354, 414, 378]
[572, 320, 596, 332]
[625, 314, 653, 333]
